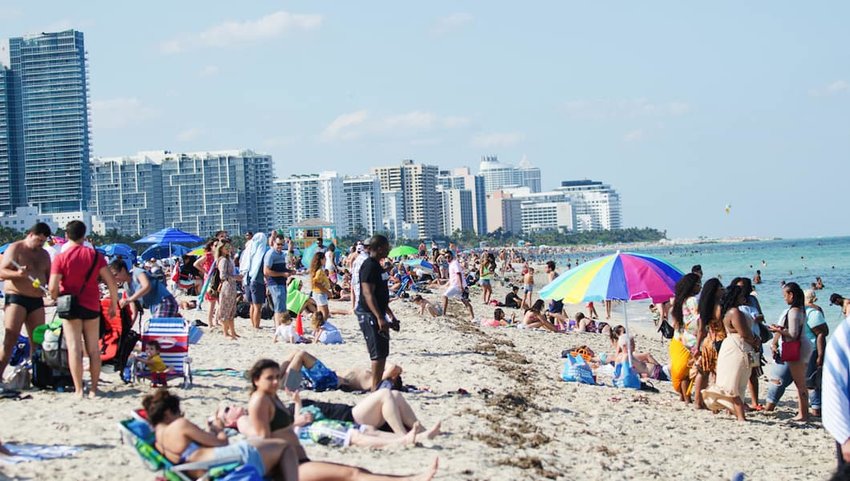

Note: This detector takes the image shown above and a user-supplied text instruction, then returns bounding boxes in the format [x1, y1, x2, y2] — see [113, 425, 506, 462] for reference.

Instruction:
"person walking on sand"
[48, 220, 119, 398]
[441, 250, 474, 321]
[356, 235, 399, 391]
[480, 253, 496, 305]
[244, 232, 269, 329]
[0, 222, 52, 379]
[264, 237, 291, 327]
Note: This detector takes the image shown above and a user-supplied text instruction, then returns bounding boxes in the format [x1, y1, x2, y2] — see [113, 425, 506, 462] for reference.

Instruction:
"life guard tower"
[288, 218, 337, 248]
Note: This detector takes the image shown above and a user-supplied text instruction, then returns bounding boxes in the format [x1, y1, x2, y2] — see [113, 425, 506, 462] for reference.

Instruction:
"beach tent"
[539, 251, 683, 387]
[388, 245, 418, 259]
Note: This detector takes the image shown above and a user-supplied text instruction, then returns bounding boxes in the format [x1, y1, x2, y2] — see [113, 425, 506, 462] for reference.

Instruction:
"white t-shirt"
[448, 259, 465, 288]
[351, 252, 369, 306]
[325, 250, 336, 272]
[274, 324, 303, 344]
[317, 322, 344, 344]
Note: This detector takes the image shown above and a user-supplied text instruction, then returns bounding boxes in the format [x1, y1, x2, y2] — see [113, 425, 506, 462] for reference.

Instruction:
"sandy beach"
[0, 267, 838, 481]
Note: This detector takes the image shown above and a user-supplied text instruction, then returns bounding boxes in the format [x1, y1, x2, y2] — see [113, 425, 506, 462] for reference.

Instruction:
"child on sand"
[412, 295, 443, 317]
[133, 340, 170, 387]
[480, 308, 515, 327]
[273, 316, 305, 344]
[312, 311, 343, 344]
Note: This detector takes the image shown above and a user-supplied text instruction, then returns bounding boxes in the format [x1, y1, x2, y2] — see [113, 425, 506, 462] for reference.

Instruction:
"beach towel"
[0, 443, 82, 465]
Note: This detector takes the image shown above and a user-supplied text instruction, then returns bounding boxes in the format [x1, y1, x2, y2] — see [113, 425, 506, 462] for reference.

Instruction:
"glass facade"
[0, 67, 11, 213]
[9, 30, 91, 213]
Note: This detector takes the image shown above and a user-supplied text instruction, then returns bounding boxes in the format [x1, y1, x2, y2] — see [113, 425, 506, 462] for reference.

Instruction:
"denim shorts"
[313, 292, 329, 306]
[212, 441, 265, 475]
[267, 284, 287, 313]
[245, 281, 266, 305]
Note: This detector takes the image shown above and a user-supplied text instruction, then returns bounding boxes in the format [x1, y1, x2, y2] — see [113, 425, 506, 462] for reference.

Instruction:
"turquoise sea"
[557, 236, 850, 334]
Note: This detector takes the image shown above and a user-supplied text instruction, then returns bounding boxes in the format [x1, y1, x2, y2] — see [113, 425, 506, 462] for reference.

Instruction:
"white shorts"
[443, 285, 463, 299]
[313, 293, 329, 306]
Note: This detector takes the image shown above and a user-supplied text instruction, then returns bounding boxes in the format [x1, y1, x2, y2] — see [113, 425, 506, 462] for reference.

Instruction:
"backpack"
[236, 301, 250, 319]
[209, 266, 222, 294]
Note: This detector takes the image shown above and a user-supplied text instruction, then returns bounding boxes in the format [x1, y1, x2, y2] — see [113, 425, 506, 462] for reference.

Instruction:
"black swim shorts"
[5, 293, 45, 314]
[356, 310, 389, 361]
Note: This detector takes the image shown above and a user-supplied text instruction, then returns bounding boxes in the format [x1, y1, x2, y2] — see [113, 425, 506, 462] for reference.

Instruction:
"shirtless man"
[0, 223, 52, 377]
[281, 349, 403, 391]
[520, 266, 535, 310]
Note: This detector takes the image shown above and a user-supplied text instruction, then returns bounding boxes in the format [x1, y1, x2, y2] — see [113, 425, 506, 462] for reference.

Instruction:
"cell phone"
[283, 369, 302, 392]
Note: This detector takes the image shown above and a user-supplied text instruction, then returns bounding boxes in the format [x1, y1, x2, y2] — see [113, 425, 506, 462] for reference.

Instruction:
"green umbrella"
[388, 245, 419, 258]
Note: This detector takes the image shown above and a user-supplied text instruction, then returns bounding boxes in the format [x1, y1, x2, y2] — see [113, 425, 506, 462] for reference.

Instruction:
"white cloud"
[563, 98, 690, 120]
[199, 65, 220, 77]
[177, 127, 204, 142]
[471, 132, 525, 148]
[160, 10, 322, 54]
[809, 80, 849, 97]
[431, 13, 473, 36]
[320, 110, 469, 142]
[91, 97, 157, 129]
[623, 128, 646, 142]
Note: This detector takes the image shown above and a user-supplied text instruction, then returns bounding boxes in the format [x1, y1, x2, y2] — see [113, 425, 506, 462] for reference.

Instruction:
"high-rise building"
[7, 30, 91, 214]
[485, 190, 523, 235]
[342, 175, 383, 237]
[272, 171, 347, 234]
[90, 156, 164, 235]
[478, 155, 541, 195]
[0, 67, 12, 214]
[555, 180, 622, 231]
[438, 187, 474, 236]
[381, 190, 406, 241]
[372, 160, 440, 239]
[437, 167, 487, 235]
[89, 150, 272, 236]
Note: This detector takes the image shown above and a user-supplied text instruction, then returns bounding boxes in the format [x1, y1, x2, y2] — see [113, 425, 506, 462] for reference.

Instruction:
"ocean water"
[556, 236, 850, 334]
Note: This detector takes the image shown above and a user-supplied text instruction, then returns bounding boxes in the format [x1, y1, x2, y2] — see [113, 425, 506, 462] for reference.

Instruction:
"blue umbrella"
[97, 243, 137, 261]
[0, 242, 10, 255]
[403, 259, 434, 272]
[141, 243, 191, 261]
[135, 227, 204, 245]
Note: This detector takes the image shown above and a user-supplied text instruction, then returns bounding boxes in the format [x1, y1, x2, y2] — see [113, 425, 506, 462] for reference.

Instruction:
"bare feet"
[404, 423, 419, 446]
[791, 416, 809, 422]
[88, 390, 98, 399]
[74, 390, 84, 399]
[423, 420, 442, 440]
[408, 457, 439, 481]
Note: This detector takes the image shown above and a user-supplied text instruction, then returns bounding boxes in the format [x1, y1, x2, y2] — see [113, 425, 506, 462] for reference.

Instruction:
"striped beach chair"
[134, 317, 193, 389]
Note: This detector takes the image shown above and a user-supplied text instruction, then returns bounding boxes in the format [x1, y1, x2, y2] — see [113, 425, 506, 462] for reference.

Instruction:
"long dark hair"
[784, 282, 805, 309]
[720, 284, 746, 317]
[248, 359, 280, 393]
[672, 273, 701, 330]
[142, 389, 180, 426]
[698, 278, 723, 333]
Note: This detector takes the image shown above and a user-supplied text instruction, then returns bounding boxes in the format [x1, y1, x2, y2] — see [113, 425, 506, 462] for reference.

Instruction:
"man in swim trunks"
[281, 349, 403, 392]
[0, 223, 52, 378]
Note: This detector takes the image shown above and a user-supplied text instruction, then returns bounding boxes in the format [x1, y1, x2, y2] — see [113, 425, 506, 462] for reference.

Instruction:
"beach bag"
[236, 301, 250, 319]
[561, 354, 595, 384]
[779, 311, 802, 363]
[657, 319, 674, 339]
[209, 266, 222, 294]
[612, 362, 642, 389]
[31, 346, 74, 390]
[42, 324, 70, 370]
[4, 363, 31, 390]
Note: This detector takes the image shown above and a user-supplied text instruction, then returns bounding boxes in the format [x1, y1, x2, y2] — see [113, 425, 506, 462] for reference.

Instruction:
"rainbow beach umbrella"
[539, 251, 683, 304]
[540, 251, 683, 388]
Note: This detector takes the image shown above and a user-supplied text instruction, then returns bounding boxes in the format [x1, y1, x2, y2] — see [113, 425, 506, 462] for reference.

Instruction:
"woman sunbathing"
[282, 349, 403, 392]
[521, 300, 559, 332]
[241, 359, 439, 481]
[143, 389, 299, 481]
[609, 325, 666, 380]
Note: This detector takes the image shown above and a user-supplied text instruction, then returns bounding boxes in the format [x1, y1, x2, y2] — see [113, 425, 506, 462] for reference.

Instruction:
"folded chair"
[134, 317, 193, 389]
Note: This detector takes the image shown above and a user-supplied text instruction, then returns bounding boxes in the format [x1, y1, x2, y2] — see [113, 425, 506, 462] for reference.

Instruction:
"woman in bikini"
[241, 359, 439, 481]
[522, 300, 559, 332]
[144, 389, 299, 480]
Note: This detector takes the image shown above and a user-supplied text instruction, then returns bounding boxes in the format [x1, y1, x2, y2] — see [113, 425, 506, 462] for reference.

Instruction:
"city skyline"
[0, 3, 847, 238]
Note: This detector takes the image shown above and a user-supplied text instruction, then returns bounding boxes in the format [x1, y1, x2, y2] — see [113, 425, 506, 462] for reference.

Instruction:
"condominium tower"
[555, 180, 622, 231]
[478, 155, 541, 195]
[3, 30, 92, 214]
[372, 160, 440, 239]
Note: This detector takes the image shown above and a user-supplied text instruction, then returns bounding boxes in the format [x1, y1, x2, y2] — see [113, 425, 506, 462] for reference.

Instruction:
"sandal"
[748, 404, 765, 412]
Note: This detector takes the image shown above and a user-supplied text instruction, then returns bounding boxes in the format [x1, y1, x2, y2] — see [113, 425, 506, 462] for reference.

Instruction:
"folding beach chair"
[134, 317, 193, 389]
[118, 416, 243, 481]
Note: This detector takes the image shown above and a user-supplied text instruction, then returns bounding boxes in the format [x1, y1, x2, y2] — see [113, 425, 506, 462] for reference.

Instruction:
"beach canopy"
[388, 245, 418, 259]
[140, 243, 191, 261]
[188, 244, 206, 256]
[135, 227, 204, 245]
[539, 251, 683, 304]
[0, 242, 9, 255]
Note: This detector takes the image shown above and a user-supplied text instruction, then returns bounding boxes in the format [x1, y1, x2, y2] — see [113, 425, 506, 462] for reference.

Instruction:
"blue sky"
[2, 2, 848, 239]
